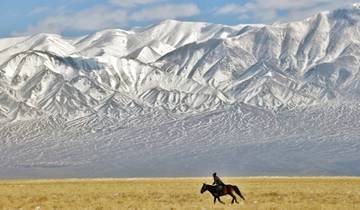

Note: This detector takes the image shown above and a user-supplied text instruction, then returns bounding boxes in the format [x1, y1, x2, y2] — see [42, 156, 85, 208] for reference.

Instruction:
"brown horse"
[200, 183, 245, 204]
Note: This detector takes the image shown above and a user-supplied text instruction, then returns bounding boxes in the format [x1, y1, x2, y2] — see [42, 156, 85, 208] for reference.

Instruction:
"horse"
[200, 183, 245, 204]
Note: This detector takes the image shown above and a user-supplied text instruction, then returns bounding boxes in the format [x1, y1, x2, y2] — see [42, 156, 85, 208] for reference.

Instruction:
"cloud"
[215, 0, 358, 23]
[130, 3, 200, 21]
[22, 5, 127, 35]
[18, 2, 200, 36]
[216, 4, 243, 15]
[109, 0, 162, 8]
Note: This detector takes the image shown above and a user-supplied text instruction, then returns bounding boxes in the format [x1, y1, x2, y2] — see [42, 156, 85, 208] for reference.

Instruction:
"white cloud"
[216, 4, 243, 15]
[22, 5, 127, 35]
[215, 0, 359, 23]
[109, 0, 162, 8]
[130, 3, 200, 21]
[18, 2, 200, 35]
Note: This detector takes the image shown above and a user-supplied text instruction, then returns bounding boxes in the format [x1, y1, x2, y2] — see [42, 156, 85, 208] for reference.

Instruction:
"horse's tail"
[233, 185, 245, 200]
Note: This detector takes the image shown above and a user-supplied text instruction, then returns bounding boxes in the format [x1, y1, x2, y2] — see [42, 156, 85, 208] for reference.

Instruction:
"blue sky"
[0, 0, 357, 37]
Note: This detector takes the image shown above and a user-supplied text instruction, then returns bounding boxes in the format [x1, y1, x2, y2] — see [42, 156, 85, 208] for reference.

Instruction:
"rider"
[212, 172, 225, 192]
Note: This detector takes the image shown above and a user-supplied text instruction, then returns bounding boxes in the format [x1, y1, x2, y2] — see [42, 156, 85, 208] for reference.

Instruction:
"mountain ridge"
[1, 6, 360, 121]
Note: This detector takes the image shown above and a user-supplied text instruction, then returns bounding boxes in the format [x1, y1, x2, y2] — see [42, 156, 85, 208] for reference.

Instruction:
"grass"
[0, 177, 359, 209]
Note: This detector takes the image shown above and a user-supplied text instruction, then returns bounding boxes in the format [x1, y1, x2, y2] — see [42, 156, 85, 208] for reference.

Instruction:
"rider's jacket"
[213, 175, 225, 185]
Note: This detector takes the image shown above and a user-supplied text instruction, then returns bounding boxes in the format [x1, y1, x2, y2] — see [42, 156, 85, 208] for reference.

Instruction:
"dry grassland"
[0, 177, 359, 210]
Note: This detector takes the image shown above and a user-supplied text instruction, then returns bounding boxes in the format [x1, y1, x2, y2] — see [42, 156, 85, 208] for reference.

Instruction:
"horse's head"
[200, 183, 207, 194]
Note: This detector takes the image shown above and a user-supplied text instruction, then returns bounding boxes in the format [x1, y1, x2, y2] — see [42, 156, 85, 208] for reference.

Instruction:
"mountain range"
[0, 5, 360, 177]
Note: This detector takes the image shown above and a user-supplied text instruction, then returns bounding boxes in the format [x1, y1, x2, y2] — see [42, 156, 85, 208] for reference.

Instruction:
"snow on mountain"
[157, 8, 360, 110]
[74, 29, 134, 57]
[1, 5, 360, 177]
[0, 36, 27, 51]
[0, 19, 247, 120]
[0, 7, 360, 120]
[135, 19, 242, 47]
[126, 40, 175, 63]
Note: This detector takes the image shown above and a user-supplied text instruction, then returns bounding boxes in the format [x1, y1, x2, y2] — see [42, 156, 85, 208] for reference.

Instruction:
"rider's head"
[213, 172, 217, 177]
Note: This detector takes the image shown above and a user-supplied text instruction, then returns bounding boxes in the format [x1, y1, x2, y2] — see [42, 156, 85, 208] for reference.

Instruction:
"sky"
[0, 0, 358, 38]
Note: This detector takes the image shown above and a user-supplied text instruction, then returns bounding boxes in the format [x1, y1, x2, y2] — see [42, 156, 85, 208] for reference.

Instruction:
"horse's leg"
[217, 197, 225, 204]
[227, 188, 239, 205]
[213, 196, 217, 204]
[234, 196, 239, 204]
[230, 193, 237, 204]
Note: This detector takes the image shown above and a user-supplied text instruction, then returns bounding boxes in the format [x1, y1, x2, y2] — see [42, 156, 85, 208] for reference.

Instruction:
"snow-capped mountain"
[1, 5, 360, 177]
[2, 5, 360, 121]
